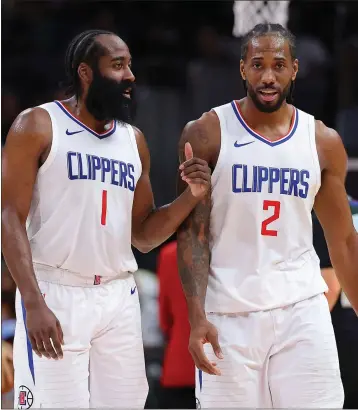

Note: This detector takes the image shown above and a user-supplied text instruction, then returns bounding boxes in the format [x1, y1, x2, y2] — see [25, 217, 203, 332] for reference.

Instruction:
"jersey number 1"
[101, 190, 107, 226]
[261, 200, 281, 237]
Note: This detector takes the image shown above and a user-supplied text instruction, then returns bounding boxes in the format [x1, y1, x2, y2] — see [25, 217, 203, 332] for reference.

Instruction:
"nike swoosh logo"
[234, 141, 255, 148]
[130, 286, 137, 295]
[66, 129, 84, 135]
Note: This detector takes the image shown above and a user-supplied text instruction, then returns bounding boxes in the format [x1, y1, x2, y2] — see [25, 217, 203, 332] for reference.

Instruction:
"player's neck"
[63, 96, 113, 134]
[240, 97, 291, 128]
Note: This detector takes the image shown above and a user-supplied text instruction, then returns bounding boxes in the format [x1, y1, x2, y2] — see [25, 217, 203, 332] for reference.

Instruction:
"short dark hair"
[64, 29, 115, 98]
[241, 23, 296, 61]
[241, 23, 296, 104]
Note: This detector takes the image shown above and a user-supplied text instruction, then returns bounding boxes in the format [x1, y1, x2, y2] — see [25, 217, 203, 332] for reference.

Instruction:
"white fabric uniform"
[13, 101, 148, 409]
[196, 101, 344, 408]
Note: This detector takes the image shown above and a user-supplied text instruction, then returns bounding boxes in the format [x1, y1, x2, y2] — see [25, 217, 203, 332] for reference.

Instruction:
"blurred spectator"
[135, 269, 163, 349]
[1, 259, 16, 409]
[187, 25, 244, 119]
[1, 341, 14, 395]
[288, 1, 333, 124]
[293, 35, 331, 121]
[157, 241, 195, 409]
[135, 269, 163, 409]
[312, 200, 358, 409]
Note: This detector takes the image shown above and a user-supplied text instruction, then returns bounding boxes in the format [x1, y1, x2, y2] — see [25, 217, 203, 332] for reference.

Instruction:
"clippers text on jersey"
[67, 151, 136, 191]
[232, 164, 310, 198]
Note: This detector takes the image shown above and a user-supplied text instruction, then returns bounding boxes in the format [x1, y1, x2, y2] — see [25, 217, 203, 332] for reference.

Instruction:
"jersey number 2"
[261, 200, 281, 237]
[101, 190, 107, 226]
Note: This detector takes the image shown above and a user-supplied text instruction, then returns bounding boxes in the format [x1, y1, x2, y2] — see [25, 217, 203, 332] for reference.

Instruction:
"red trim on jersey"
[235, 100, 296, 143]
[55, 100, 115, 136]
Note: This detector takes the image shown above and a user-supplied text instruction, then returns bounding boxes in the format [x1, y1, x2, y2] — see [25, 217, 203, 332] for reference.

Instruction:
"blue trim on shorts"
[21, 299, 35, 384]
[198, 369, 203, 391]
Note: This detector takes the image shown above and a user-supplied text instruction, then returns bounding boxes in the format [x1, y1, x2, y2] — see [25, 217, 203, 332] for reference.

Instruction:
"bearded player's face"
[85, 34, 136, 124]
[240, 35, 298, 113]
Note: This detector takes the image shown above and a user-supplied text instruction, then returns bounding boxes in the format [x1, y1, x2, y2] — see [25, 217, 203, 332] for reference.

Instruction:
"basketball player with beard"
[1, 30, 211, 408]
[177, 23, 358, 408]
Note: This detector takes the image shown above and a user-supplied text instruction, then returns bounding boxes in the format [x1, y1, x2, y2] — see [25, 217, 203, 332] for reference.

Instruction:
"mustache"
[118, 79, 135, 94]
[256, 85, 280, 92]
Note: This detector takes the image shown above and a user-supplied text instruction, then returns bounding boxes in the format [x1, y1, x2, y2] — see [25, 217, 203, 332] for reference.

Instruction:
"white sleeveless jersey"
[27, 101, 141, 278]
[206, 101, 328, 313]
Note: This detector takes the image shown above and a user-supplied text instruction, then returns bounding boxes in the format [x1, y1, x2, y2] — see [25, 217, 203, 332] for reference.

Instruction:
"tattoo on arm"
[177, 190, 211, 306]
[177, 118, 212, 308]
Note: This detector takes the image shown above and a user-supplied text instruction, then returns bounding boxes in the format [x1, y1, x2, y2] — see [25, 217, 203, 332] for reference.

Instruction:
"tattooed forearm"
[177, 192, 211, 307]
[176, 117, 212, 313]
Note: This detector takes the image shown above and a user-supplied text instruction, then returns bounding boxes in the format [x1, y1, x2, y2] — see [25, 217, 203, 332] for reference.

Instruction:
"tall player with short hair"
[2, 30, 211, 408]
[177, 23, 358, 408]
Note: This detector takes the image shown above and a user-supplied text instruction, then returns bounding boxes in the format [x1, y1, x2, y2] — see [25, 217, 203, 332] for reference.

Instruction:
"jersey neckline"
[231, 100, 298, 147]
[54, 100, 117, 139]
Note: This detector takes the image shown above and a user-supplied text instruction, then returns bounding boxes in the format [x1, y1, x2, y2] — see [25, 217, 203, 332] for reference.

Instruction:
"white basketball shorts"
[13, 268, 148, 408]
[196, 293, 344, 408]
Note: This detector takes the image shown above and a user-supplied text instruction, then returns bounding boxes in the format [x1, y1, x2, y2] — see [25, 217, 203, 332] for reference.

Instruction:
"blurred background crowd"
[2, 0, 358, 408]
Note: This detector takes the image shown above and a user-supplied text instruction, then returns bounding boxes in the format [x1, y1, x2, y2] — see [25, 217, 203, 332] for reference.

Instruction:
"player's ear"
[240, 59, 246, 81]
[77, 63, 92, 86]
[292, 58, 299, 81]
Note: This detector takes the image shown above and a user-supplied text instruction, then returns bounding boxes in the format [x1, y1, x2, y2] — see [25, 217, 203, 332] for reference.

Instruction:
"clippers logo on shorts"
[18, 386, 33, 409]
[94, 275, 101, 285]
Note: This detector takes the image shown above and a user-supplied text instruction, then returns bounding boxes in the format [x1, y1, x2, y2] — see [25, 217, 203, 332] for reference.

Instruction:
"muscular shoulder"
[179, 110, 220, 165]
[5, 107, 52, 153]
[315, 119, 347, 175]
[315, 120, 340, 144]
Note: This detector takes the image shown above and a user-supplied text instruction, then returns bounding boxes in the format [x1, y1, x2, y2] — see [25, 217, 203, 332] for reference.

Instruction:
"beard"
[245, 79, 291, 113]
[85, 68, 137, 124]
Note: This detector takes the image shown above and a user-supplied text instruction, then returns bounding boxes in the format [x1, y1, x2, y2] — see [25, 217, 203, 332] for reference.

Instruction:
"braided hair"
[240, 23, 296, 103]
[63, 29, 115, 98]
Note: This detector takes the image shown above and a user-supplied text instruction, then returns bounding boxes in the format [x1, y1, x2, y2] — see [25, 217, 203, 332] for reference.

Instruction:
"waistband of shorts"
[33, 263, 131, 287]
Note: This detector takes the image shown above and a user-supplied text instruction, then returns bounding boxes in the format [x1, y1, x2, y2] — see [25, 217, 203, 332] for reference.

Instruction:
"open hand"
[179, 142, 211, 198]
[25, 302, 64, 360]
[189, 318, 223, 375]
